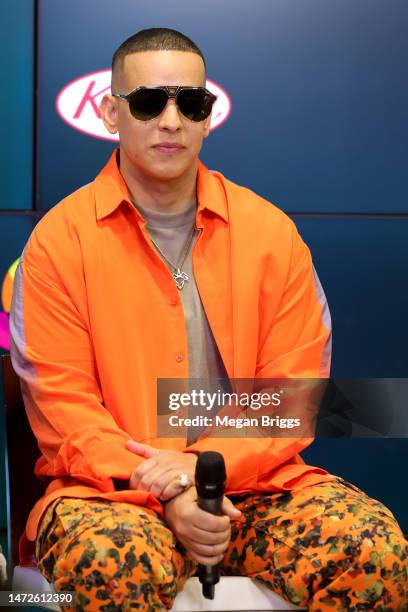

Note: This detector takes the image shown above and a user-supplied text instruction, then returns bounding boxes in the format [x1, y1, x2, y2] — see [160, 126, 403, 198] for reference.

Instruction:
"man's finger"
[192, 511, 230, 533]
[160, 476, 192, 501]
[221, 496, 242, 519]
[184, 540, 229, 558]
[142, 467, 177, 497]
[126, 440, 159, 458]
[179, 525, 231, 546]
[129, 456, 159, 488]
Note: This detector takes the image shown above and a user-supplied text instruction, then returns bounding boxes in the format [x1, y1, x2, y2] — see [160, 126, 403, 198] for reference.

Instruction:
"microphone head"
[195, 451, 226, 498]
[195, 451, 226, 483]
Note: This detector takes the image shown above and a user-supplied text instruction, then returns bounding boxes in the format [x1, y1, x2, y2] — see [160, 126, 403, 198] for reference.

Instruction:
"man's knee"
[308, 526, 407, 610]
[351, 529, 408, 607]
[52, 523, 180, 609]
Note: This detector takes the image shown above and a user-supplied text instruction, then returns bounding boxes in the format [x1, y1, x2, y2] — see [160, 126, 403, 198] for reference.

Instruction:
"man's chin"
[147, 160, 196, 182]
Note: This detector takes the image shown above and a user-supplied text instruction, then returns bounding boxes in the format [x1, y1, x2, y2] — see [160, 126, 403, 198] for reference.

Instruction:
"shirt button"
[175, 354, 184, 363]
[170, 297, 178, 306]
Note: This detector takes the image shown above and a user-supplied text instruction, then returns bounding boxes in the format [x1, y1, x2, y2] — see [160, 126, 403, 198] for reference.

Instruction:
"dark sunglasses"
[112, 85, 217, 122]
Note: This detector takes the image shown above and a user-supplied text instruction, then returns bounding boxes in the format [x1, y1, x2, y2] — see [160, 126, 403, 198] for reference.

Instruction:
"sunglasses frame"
[112, 85, 217, 122]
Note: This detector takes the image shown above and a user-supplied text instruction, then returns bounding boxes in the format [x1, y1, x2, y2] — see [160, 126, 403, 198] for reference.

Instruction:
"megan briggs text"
[168, 415, 301, 429]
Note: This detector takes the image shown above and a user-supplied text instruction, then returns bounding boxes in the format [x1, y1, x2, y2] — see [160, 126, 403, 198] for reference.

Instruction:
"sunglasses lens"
[128, 88, 168, 121]
[178, 89, 214, 122]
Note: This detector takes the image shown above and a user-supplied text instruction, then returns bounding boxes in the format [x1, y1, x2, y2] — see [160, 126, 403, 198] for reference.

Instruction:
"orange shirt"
[10, 150, 334, 563]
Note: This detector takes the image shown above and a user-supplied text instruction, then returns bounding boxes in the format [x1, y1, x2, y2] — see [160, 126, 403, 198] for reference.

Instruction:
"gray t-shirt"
[135, 201, 229, 441]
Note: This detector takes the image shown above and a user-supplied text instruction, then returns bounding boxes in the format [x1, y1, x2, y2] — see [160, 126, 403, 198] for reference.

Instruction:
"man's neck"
[119, 149, 198, 213]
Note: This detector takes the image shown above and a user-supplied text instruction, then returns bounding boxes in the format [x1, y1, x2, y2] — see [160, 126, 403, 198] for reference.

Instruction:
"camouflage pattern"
[227, 477, 407, 611]
[36, 476, 407, 611]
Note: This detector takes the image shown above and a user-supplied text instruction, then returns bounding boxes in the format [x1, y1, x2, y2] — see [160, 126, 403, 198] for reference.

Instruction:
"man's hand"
[164, 486, 242, 566]
[126, 440, 198, 501]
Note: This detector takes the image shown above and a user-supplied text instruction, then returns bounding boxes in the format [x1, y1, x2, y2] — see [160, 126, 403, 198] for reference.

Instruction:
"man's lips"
[153, 142, 184, 154]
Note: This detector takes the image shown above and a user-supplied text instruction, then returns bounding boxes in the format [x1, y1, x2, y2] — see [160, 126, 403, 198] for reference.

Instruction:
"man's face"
[101, 50, 211, 182]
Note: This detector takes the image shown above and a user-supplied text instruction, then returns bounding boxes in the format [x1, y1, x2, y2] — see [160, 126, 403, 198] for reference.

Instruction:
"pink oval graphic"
[56, 70, 231, 141]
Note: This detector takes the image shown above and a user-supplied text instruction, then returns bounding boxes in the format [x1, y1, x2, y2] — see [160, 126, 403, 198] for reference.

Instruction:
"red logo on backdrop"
[56, 69, 231, 141]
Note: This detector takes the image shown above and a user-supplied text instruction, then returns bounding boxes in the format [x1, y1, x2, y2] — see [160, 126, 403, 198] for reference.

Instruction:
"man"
[10, 28, 407, 611]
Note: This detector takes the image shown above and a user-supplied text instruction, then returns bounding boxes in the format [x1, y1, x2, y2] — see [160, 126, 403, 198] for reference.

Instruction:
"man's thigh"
[36, 497, 196, 611]
[224, 477, 408, 611]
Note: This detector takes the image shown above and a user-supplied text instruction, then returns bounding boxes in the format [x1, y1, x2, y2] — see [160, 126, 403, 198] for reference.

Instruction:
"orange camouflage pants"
[35, 476, 407, 611]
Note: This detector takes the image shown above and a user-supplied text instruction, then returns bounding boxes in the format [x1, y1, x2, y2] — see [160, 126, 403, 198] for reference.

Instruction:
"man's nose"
[158, 99, 183, 131]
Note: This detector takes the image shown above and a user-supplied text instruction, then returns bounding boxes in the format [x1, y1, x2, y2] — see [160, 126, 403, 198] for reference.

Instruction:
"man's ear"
[203, 111, 212, 139]
[99, 94, 119, 135]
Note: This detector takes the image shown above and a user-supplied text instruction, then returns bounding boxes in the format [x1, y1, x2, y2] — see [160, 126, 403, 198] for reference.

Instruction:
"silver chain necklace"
[149, 225, 197, 290]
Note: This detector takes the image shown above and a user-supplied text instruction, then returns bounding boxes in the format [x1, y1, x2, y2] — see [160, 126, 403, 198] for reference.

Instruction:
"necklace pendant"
[173, 268, 189, 290]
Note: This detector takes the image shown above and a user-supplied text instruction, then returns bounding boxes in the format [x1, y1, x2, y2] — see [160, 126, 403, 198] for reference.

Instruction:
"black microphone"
[195, 451, 226, 600]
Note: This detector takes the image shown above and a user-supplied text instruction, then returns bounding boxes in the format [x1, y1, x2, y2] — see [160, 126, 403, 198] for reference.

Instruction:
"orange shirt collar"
[95, 149, 228, 224]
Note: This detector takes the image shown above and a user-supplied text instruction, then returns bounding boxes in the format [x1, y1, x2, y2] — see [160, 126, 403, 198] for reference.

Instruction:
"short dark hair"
[112, 28, 206, 76]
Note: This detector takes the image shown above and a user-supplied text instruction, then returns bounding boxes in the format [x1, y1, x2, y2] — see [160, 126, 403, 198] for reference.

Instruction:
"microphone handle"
[197, 495, 224, 599]
[197, 496, 223, 515]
